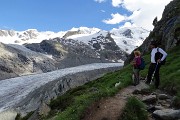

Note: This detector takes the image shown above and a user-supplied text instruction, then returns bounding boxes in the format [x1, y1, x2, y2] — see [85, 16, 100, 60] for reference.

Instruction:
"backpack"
[155, 48, 166, 65]
[139, 57, 145, 70]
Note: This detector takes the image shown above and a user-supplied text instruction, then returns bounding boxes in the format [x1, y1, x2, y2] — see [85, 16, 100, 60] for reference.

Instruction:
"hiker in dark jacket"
[132, 50, 141, 85]
[146, 41, 167, 88]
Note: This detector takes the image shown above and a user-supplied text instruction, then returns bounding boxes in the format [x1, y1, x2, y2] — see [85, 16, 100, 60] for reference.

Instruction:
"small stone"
[158, 94, 170, 100]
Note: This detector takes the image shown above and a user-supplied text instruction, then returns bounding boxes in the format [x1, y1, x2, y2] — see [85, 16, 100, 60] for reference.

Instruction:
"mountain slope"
[0, 42, 57, 80]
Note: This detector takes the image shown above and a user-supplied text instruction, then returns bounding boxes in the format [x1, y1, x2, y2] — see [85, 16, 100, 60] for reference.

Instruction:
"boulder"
[153, 109, 180, 120]
[142, 95, 157, 104]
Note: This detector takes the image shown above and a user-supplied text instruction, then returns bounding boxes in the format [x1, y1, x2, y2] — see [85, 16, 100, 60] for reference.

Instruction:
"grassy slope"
[47, 65, 133, 120]
[160, 47, 180, 93]
[46, 46, 180, 120]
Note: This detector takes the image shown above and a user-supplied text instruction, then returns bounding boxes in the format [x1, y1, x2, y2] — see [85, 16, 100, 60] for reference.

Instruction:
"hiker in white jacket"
[146, 41, 167, 88]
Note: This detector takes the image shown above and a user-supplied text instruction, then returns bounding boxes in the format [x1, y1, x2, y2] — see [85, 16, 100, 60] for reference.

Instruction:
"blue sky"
[0, 0, 172, 32]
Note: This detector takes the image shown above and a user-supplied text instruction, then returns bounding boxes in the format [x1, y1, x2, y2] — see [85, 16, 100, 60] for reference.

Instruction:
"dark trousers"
[146, 63, 161, 88]
[133, 68, 140, 85]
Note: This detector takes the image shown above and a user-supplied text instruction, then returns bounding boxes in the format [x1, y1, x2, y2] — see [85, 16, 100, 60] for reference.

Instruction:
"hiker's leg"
[146, 64, 155, 84]
[154, 64, 161, 88]
[134, 69, 139, 85]
[137, 69, 140, 84]
[133, 69, 137, 85]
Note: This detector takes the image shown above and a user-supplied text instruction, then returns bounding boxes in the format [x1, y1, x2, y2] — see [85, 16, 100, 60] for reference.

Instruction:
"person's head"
[134, 50, 141, 57]
[150, 40, 158, 49]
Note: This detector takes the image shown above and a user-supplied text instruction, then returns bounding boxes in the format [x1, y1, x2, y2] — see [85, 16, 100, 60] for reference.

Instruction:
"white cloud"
[120, 22, 137, 28]
[94, 0, 106, 3]
[112, 0, 123, 7]
[103, 13, 126, 24]
[107, 0, 173, 30]
[128, 10, 141, 20]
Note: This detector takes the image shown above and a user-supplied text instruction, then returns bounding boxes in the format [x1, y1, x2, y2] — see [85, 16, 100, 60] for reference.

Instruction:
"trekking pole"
[150, 63, 159, 84]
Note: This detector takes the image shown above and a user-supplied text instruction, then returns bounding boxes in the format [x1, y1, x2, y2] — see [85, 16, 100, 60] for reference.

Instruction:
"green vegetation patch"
[120, 97, 148, 120]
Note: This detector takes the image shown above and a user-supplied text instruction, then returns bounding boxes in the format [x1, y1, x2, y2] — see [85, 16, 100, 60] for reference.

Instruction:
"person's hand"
[157, 59, 161, 63]
[131, 61, 135, 65]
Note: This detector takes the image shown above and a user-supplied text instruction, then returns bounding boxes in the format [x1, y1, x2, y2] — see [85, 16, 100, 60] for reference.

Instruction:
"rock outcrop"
[143, 0, 180, 52]
[125, 0, 180, 65]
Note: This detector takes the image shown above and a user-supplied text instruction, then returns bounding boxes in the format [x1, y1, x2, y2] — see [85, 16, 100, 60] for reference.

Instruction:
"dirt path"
[82, 82, 149, 120]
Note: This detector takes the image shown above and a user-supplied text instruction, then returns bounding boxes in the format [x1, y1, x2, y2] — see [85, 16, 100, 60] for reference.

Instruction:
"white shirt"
[151, 47, 167, 63]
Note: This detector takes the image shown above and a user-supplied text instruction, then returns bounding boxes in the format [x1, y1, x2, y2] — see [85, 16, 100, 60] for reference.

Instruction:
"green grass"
[120, 97, 148, 120]
[160, 47, 180, 94]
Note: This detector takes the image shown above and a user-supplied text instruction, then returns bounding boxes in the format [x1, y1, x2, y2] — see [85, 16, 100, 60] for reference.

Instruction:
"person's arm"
[131, 58, 136, 66]
[159, 48, 167, 61]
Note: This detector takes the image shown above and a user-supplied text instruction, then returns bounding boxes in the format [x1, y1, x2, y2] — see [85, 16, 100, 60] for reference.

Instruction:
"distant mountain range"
[0, 27, 149, 80]
[0, 27, 149, 54]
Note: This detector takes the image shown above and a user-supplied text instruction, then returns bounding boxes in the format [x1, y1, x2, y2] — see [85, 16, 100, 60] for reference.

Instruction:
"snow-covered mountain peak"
[110, 27, 149, 54]
[23, 29, 38, 32]
[111, 27, 149, 36]
[66, 29, 109, 45]
[0, 29, 66, 44]
[69, 27, 101, 34]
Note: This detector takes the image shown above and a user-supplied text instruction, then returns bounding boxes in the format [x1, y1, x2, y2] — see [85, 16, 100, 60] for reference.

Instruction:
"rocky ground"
[82, 80, 180, 120]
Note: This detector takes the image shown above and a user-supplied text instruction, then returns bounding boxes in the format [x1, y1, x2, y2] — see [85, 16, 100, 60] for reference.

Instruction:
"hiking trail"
[82, 81, 149, 120]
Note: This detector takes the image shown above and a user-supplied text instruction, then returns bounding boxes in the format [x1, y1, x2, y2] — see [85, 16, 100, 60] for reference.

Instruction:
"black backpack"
[155, 48, 166, 65]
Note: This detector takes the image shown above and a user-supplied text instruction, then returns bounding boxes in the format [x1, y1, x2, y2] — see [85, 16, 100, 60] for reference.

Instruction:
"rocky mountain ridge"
[147, 0, 180, 51]
[0, 27, 149, 53]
